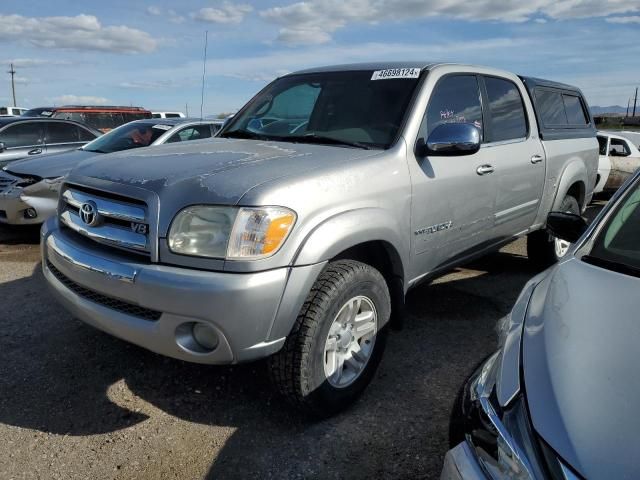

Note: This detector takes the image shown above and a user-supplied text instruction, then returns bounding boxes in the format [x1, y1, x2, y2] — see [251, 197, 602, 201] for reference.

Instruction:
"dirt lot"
[0, 208, 601, 479]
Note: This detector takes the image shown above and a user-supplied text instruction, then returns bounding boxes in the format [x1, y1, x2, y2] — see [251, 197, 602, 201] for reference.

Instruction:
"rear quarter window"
[534, 88, 590, 127]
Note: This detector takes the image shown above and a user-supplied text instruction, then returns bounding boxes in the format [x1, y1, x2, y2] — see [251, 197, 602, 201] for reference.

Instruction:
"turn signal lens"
[227, 207, 296, 259]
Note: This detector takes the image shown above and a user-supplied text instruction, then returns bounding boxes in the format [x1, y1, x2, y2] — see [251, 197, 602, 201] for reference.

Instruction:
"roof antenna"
[200, 30, 208, 121]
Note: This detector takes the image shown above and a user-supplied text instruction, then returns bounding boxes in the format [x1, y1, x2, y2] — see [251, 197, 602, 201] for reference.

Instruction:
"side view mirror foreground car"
[546, 211, 589, 243]
[417, 122, 481, 157]
[0, 142, 5, 153]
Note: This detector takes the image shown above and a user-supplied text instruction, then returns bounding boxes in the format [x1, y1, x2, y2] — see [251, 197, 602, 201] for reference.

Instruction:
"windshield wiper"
[219, 129, 270, 140]
[296, 133, 371, 150]
[82, 148, 108, 153]
[581, 255, 640, 278]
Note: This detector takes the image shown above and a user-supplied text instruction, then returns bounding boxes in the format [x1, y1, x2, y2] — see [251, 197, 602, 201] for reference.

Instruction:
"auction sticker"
[371, 68, 421, 80]
[152, 124, 173, 130]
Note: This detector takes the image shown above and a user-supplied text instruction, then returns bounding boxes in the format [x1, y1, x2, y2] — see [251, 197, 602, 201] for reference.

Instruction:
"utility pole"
[627, 98, 631, 118]
[185, 103, 189, 117]
[8, 63, 16, 107]
[633, 87, 638, 118]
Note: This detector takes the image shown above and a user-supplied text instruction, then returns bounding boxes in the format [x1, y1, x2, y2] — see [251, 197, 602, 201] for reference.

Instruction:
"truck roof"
[288, 63, 585, 94]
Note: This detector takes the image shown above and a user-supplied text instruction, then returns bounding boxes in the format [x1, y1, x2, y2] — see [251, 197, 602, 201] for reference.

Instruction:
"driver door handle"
[28, 148, 42, 155]
[531, 154, 543, 164]
[476, 164, 495, 175]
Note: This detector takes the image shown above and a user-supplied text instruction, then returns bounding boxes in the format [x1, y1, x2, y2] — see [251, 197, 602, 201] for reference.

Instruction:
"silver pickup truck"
[41, 62, 598, 416]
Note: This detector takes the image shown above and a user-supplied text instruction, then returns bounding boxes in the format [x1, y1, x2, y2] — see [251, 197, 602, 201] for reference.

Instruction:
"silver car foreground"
[0, 118, 222, 225]
[442, 171, 640, 479]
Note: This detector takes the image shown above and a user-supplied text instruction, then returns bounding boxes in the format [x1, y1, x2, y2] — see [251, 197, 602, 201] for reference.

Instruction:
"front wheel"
[527, 194, 580, 267]
[268, 260, 391, 417]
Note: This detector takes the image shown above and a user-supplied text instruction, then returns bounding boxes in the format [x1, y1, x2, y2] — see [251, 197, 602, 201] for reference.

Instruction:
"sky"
[0, 0, 639, 115]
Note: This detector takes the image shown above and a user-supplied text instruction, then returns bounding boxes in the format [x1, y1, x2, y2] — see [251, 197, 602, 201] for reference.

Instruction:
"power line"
[8, 63, 16, 107]
[200, 30, 208, 121]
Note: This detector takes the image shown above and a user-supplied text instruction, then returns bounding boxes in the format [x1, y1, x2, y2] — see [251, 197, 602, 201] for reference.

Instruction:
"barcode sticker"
[371, 68, 421, 80]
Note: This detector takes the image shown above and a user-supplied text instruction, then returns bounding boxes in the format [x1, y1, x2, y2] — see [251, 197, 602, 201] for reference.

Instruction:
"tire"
[268, 260, 391, 417]
[527, 194, 580, 267]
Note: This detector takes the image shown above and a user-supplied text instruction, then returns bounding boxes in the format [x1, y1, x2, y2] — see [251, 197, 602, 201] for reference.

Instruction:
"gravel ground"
[0, 205, 603, 479]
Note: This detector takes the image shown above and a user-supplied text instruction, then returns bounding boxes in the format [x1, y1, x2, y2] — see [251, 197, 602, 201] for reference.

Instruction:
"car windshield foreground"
[220, 69, 423, 149]
[583, 176, 640, 276]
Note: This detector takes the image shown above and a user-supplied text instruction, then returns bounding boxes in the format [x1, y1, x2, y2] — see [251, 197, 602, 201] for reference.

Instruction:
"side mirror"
[417, 123, 481, 157]
[546, 212, 589, 243]
[0, 142, 5, 153]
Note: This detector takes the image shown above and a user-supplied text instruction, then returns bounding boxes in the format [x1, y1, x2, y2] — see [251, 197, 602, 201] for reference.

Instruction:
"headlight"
[464, 353, 539, 480]
[462, 353, 579, 480]
[168, 205, 296, 260]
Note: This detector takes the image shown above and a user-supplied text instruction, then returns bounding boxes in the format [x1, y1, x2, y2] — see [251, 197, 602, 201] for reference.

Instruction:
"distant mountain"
[590, 105, 629, 115]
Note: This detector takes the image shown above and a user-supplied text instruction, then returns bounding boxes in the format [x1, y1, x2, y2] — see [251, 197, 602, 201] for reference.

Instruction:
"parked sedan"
[442, 170, 640, 479]
[0, 117, 100, 167]
[595, 131, 640, 193]
[0, 118, 222, 225]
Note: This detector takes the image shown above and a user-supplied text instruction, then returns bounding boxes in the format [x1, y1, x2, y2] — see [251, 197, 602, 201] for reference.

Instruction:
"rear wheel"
[527, 194, 580, 267]
[268, 260, 390, 417]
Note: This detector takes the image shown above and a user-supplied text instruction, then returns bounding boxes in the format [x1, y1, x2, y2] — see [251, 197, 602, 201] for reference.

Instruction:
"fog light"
[24, 208, 37, 219]
[192, 323, 219, 350]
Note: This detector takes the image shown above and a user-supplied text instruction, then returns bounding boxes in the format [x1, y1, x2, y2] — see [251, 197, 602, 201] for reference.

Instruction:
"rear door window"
[610, 138, 631, 156]
[78, 126, 97, 141]
[484, 76, 528, 142]
[0, 122, 43, 147]
[45, 122, 80, 144]
[424, 75, 483, 138]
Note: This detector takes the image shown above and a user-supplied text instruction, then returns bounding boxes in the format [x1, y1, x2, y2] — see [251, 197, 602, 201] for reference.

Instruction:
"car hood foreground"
[6, 149, 98, 178]
[523, 258, 640, 478]
[70, 138, 379, 205]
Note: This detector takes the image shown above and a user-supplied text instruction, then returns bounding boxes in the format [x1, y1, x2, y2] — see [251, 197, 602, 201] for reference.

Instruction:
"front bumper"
[0, 182, 57, 225]
[42, 217, 324, 364]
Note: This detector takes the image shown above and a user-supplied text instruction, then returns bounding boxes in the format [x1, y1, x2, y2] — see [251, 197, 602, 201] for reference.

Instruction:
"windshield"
[82, 122, 169, 154]
[220, 69, 423, 149]
[584, 176, 640, 276]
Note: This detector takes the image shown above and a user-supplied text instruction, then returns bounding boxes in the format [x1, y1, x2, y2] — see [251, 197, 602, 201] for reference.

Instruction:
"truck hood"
[6, 149, 98, 179]
[71, 138, 379, 206]
[522, 258, 640, 478]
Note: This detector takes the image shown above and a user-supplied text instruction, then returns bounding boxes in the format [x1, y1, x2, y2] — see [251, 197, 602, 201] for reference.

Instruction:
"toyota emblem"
[79, 201, 100, 227]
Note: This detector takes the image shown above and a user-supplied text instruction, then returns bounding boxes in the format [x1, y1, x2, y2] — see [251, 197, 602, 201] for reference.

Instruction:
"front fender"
[293, 207, 409, 271]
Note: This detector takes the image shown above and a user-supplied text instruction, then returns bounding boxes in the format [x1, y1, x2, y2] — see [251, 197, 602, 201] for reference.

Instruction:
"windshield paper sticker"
[152, 124, 173, 130]
[371, 68, 421, 80]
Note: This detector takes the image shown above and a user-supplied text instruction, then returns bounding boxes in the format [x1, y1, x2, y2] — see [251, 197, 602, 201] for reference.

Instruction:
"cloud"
[3, 58, 74, 68]
[52, 95, 110, 105]
[146, 6, 185, 24]
[118, 79, 185, 89]
[606, 15, 640, 24]
[192, 2, 253, 24]
[261, 0, 640, 45]
[0, 14, 157, 53]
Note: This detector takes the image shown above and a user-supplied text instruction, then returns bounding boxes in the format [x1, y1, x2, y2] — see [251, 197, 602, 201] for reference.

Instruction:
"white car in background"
[595, 131, 640, 193]
[152, 111, 185, 118]
[0, 106, 27, 116]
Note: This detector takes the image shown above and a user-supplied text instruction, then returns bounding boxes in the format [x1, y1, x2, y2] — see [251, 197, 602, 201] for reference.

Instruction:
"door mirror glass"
[0, 142, 5, 153]
[419, 123, 481, 156]
[546, 211, 589, 243]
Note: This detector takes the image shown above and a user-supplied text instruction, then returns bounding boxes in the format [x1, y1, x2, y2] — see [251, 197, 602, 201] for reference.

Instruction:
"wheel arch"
[553, 159, 589, 212]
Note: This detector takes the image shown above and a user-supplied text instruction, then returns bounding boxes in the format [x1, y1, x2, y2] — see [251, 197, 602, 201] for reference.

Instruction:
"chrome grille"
[59, 187, 150, 255]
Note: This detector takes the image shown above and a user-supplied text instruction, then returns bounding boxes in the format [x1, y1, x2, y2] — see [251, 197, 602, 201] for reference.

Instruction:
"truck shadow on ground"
[0, 245, 545, 479]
